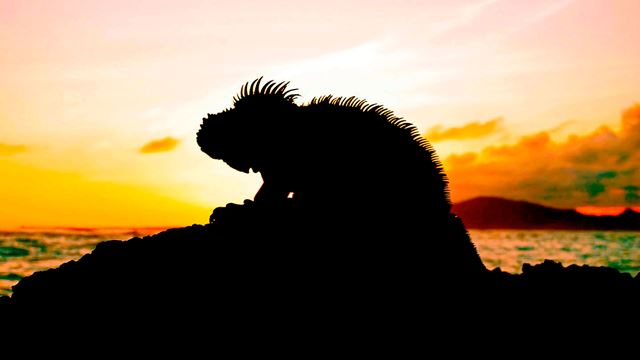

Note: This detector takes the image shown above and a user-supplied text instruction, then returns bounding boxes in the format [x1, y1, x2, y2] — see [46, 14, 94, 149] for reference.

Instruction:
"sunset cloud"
[445, 104, 640, 208]
[425, 118, 501, 142]
[0, 143, 27, 156]
[139, 137, 179, 154]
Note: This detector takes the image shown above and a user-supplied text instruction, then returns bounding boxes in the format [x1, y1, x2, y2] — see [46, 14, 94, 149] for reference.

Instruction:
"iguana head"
[197, 78, 300, 174]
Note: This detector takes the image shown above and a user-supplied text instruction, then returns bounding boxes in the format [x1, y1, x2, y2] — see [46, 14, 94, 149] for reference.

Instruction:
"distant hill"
[452, 196, 640, 230]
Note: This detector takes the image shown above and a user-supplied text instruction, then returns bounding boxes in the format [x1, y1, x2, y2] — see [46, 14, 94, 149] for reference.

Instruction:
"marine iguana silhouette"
[198, 78, 485, 274]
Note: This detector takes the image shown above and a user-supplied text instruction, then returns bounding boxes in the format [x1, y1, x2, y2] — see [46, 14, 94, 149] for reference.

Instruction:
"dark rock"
[3, 217, 638, 319]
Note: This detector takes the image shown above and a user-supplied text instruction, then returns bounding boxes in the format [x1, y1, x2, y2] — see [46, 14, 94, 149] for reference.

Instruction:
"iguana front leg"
[210, 173, 292, 224]
[254, 173, 291, 206]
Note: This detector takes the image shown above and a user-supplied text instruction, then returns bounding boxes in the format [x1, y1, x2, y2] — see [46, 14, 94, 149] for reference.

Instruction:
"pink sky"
[1, 0, 639, 227]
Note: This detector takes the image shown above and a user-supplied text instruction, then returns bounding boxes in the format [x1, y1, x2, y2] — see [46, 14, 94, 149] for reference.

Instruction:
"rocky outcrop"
[2, 213, 638, 317]
[3, 209, 487, 310]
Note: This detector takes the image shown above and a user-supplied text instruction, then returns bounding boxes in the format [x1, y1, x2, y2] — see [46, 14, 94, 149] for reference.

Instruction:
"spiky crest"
[308, 94, 450, 203]
[233, 77, 300, 104]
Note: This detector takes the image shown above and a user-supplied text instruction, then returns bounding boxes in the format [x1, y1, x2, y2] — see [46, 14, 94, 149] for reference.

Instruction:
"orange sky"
[1, 0, 639, 228]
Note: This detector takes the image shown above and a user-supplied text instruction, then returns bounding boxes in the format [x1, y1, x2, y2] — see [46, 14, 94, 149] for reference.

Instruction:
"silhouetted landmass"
[453, 196, 640, 230]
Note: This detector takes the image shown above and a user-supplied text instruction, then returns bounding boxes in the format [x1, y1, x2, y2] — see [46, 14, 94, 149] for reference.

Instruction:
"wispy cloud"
[0, 143, 27, 156]
[509, 0, 576, 33]
[139, 137, 179, 154]
[426, 118, 502, 142]
[270, 40, 451, 109]
[429, 0, 502, 38]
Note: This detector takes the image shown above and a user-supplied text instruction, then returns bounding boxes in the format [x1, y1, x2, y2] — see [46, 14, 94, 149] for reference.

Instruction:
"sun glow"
[2, 0, 640, 228]
[575, 206, 633, 216]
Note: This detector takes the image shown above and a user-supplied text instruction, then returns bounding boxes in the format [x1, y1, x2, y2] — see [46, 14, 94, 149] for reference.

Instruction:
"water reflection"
[471, 230, 640, 274]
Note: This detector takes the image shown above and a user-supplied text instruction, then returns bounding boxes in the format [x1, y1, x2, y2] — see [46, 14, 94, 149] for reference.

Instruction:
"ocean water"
[1, 229, 639, 296]
[0, 228, 165, 296]
[470, 230, 640, 275]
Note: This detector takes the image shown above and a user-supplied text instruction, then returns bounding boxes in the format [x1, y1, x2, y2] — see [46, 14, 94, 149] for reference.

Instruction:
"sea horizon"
[2, 228, 639, 297]
[0, 225, 180, 236]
